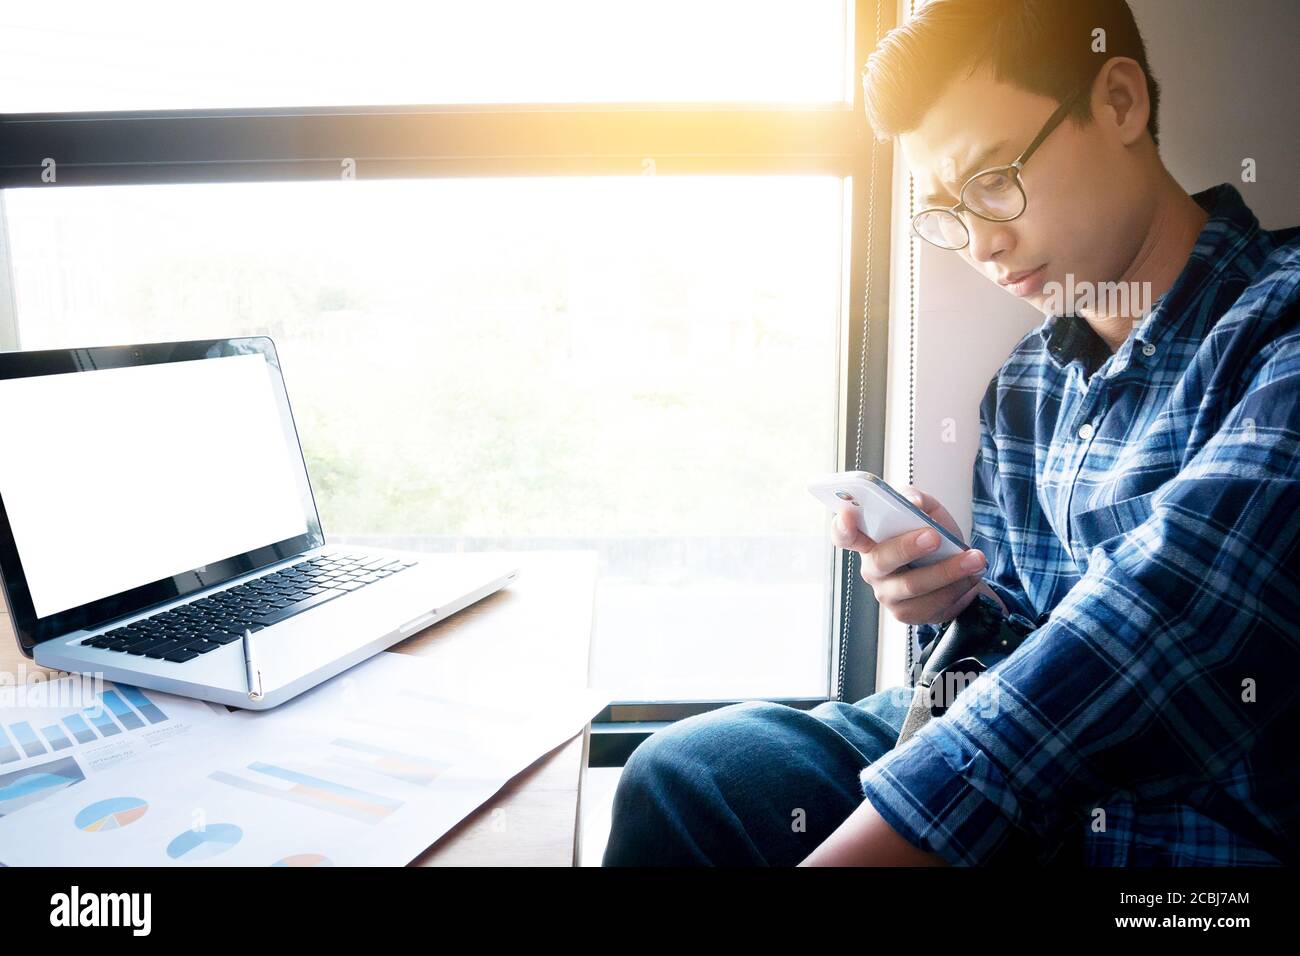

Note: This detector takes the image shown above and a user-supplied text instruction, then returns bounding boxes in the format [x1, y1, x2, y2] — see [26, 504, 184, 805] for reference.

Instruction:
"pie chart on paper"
[166, 822, 243, 861]
[74, 796, 149, 832]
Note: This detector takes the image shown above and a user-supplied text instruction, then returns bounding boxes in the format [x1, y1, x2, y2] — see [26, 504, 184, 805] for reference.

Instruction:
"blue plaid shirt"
[859, 183, 1300, 866]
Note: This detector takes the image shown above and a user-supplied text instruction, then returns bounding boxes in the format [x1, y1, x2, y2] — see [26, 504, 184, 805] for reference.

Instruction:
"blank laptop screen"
[0, 353, 309, 619]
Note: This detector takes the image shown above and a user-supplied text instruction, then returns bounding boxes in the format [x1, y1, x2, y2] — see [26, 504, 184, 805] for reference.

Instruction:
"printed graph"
[326, 738, 452, 786]
[0, 756, 85, 816]
[0, 683, 173, 764]
[75, 795, 149, 831]
[272, 853, 334, 867]
[166, 822, 243, 861]
[210, 758, 404, 824]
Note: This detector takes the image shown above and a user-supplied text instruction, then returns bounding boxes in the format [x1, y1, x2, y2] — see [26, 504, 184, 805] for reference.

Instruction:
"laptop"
[0, 337, 519, 709]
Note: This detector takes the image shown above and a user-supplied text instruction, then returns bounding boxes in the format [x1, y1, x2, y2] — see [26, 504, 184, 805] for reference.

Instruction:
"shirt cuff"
[857, 715, 1044, 866]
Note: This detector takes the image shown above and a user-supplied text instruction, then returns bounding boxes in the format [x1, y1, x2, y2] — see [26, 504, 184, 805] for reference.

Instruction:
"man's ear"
[1092, 56, 1151, 147]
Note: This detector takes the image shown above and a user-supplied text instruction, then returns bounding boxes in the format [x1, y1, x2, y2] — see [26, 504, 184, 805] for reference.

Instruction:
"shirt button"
[1078, 422, 1095, 440]
[1141, 342, 1156, 356]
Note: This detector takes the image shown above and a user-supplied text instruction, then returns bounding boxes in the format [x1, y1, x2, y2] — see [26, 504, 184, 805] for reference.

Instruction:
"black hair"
[862, 0, 1161, 146]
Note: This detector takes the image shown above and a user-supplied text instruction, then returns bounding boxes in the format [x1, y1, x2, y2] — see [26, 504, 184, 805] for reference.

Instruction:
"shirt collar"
[1035, 182, 1264, 377]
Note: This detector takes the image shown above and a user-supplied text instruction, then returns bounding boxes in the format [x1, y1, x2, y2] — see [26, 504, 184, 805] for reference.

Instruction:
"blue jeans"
[601, 686, 914, 866]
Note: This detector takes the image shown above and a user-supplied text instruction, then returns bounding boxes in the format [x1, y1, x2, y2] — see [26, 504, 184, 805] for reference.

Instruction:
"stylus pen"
[243, 629, 264, 702]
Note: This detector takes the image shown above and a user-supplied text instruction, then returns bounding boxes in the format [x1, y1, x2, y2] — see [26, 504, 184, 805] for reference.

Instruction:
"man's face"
[899, 65, 1151, 311]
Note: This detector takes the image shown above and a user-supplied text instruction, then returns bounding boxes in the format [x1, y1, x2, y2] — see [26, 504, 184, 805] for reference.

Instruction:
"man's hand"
[798, 798, 949, 866]
[830, 484, 1006, 625]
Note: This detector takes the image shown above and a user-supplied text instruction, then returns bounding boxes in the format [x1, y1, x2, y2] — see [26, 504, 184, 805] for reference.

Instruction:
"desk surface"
[0, 549, 598, 867]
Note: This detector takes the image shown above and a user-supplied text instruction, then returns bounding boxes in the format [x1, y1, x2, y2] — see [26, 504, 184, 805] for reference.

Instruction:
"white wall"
[1135, 0, 1300, 229]
[876, 0, 1300, 689]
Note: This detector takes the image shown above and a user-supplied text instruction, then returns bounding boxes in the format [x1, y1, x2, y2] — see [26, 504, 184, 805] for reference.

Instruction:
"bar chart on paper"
[0, 652, 612, 866]
[211, 758, 406, 824]
[2, 684, 184, 763]
[0, 719, 509, 865]
[0, 678, 229, 818]
[207, 735, 455, 824]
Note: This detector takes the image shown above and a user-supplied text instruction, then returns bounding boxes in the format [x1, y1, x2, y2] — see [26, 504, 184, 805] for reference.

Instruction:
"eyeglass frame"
[909, 84, 1088, 250]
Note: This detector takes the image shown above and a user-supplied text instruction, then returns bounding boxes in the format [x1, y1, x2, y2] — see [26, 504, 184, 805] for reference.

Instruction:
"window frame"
[0, 0, 895, 755]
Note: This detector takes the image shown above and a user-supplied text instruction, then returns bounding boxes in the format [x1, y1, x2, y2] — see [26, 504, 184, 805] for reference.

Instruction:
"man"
[603, 0, 1300, 866]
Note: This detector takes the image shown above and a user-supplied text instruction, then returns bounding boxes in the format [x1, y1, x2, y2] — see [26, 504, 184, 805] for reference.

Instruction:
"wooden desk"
[0, 549, 598, 867]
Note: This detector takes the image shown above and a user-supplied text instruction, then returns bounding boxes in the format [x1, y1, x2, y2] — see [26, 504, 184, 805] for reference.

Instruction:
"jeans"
[601, 686, 914, 866]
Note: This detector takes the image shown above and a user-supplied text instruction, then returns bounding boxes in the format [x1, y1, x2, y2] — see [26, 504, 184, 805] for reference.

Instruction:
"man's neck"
[1082, 173, 1210, 353]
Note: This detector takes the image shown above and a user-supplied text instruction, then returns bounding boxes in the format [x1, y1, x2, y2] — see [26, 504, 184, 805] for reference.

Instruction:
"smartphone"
[808, 470, 967, 568]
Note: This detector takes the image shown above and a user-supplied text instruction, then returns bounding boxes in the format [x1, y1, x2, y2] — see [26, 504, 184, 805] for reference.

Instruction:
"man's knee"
[615, 700, 784, 801]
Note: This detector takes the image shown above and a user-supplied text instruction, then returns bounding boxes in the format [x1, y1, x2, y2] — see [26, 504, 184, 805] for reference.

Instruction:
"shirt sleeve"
[969, 375, 1039, 623]
[860, 320, 1300, 865]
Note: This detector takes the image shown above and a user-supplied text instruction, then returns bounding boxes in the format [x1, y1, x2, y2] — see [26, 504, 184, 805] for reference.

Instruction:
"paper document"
[0, 653, 608, 865]
[0, 674, 230, 818]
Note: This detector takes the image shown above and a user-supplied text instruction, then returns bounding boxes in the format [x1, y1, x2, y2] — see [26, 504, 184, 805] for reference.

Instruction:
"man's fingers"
[889, 575, 977, 623]
[901, 485, 963, 540]
[863, 527, 946, 578]
[932, 581, 983, 623]
[905, 488, 953, 527]
[875, 551, 985, 604]
[901, 485, 937, 515]
[830, 511, 852, 545]
[832, 509, 876, 552]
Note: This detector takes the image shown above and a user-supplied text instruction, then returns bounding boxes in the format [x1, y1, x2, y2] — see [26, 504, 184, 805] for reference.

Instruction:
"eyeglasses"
[910, 86, 1086, 251]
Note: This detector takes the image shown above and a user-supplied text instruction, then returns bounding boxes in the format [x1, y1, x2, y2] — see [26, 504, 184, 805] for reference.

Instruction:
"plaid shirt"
[859, 183, 1300, 865]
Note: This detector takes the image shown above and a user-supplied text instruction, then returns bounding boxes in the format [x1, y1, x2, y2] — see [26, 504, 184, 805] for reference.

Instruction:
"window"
[0, 1, 892, 708]
[0, 0, 851, 112]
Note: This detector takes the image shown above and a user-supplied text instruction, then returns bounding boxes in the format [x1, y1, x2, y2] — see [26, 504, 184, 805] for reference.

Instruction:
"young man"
[603, 0, 1300, 866]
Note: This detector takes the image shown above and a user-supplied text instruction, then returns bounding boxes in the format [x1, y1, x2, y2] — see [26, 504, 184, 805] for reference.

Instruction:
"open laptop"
[0, 337, 518, 709]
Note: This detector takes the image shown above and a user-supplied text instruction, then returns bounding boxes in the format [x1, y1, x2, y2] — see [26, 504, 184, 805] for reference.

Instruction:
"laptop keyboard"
[80, 553, 418, 664]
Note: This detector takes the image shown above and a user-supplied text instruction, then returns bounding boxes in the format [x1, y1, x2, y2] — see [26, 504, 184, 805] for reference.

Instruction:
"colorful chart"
[272, 853, 334, 867]
[75, 796, 149, 832]
[166, 823, 243, 861]
[0, 757, 85, 816]
[327, 738, 450, 786]
[210, 761, 403, 824]
[0, 683, 172, 766]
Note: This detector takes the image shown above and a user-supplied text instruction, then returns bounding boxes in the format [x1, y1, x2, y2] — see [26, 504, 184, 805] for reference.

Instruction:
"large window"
[0, 0, 852, 112]
[0, 1, 892, 708]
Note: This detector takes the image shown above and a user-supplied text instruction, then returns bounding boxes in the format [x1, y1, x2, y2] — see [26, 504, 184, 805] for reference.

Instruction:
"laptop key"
[253, 587, 348, 627]
[144, 641, 184, 659]
[186, 629, 227, 643]
[163, 648, 200, 662]
[203, 632, 244, 645]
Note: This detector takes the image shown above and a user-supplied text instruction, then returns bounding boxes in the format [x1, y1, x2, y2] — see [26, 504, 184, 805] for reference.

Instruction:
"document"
[0, 653, 608, 865]
[0, 674, 230, 818]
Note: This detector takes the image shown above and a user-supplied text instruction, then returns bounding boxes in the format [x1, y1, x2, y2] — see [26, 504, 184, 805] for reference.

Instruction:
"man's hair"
[862, 0, 1161, 147]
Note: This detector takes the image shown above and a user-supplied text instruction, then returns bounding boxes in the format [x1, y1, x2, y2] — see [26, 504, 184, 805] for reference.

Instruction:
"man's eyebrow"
[921, 139, 1009, 204]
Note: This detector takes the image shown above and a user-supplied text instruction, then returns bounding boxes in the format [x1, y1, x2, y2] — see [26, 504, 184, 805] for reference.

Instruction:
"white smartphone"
[808, 470, 968, 568]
